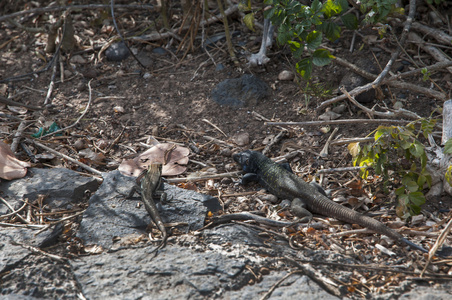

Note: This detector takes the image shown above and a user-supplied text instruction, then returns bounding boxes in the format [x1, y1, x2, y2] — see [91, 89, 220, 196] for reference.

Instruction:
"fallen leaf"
[0, 141, 31, 180]
[118, 143, 189, 177]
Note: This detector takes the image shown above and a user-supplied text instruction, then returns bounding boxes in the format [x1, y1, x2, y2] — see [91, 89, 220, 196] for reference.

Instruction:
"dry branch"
[317, 0, 417, 112]
[408, 32, 452, 74]
[0, 4, 156, 23]
[266, 119, 409, 126]
[340, 86, 422, 120]
[411, 22, 452, 46]
[131, 5, 238, 43]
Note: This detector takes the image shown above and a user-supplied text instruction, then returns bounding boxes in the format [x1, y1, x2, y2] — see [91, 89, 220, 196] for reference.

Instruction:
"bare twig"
[10, 120, 29, 153]
[319, 127, 338, 157]
[165, 171, 242, 183]
[408, 32, 452, 74]
[42, 80, 94, 138]
[330, 137, 374, 146]
[131, 5, 238, 42]
[9, 240, 67, 262]
[0, 222, 46, 229]
[202, 119, 227, 137]
[202, 135, 234, 147]
[29, 139, 103, 176]
[332, 56, 447, 103]
[210, 212, 301, 228]
[340, 86, 422, 120]
[411, 22, 452, 46]
[0, 199, 28, 221]
[0, 4, 156, 23]
[421, 214, 452, 276]
[44, 52, 59, 106]
[266, 119, 409, 126]
[259, 271, 305, 300]
[373, 0, 416, 87]
[110, 0, 146, 68]
[0, 95, 43, 111]
[262, 129, 287, 156]
[317, 166, 366, 174]
[0, 197, 30, 224]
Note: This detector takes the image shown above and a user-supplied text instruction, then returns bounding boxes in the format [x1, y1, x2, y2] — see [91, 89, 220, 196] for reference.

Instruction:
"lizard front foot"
[291, 198, 313, 223]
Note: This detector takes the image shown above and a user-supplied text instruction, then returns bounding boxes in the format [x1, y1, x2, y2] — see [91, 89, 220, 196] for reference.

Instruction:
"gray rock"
[105, 42, 130, 61]
[211, 74, 270, 107]
[0, 168, 100, 214]
[76, 170, 221, 249]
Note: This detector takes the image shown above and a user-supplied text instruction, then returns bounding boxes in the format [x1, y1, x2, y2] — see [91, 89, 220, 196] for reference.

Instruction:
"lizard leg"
[291, 198, 313, 223]
[309, 181, 327, 197]
[241, 173, 259, 185]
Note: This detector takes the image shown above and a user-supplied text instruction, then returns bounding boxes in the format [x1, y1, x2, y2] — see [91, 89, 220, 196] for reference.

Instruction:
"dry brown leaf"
[0, 141, 31, 180]
[79, 148, 106, 165]
[118, 143, 189, 177]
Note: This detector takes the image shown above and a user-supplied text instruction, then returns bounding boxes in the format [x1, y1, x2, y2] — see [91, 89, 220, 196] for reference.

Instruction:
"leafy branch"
[349, 118, 438, 218]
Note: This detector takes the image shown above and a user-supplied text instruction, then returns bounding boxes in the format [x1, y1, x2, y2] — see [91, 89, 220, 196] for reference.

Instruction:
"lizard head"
[233, 150, 258, 173]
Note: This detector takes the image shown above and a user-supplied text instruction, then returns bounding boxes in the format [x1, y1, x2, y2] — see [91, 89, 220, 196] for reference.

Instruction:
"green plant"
[349, 119, 437, 218]
[258, 0, 407, 80]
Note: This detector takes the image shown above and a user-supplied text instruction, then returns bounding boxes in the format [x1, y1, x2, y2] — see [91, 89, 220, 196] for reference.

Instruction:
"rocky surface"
[1, 168, 452, 299]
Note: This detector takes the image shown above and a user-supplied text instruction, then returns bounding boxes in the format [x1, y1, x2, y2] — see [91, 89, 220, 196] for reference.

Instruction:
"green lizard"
[233, 150, 431, 255]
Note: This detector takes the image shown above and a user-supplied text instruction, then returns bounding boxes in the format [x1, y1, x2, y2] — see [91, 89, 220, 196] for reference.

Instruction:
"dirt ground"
[1, 0, 452, 285]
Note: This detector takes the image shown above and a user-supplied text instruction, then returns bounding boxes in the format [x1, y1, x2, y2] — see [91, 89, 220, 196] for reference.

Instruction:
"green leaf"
[296, 57, 313, 79]
[409, 141, 424, 158]
[322, 0, 342, 18]
[408, 191, 426, 207]
[417, 174, 427, 187]
[444, 139, 452, 154]
[311, 0, 322, 13]
[402, 176, 419, 192]
[318, 21, 341, 41]
[337, 0, 349, 10]
[277, 25, 293, 45]
[375, 126, 391, 141]
[395, 186, 405, 196]
[312, 49, 335, 66]
[445, 165, 452, 186]
[398, 193, 409, 205]
[306, 31, 322, 51]
[243, 13, 255, 32]
[341, 14, 358, 30]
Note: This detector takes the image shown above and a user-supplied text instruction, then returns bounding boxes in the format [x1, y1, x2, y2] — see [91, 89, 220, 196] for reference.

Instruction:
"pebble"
[71, 55, 87, 64]
[233, 132, 250, 146]
[258, 194, 278, 204]
[113, 106, 125, 113]
[215, 63, 225, 71]
[278, 70, 295, 81]
[220, 148, 232, 157]
[318, 110, 341, 121]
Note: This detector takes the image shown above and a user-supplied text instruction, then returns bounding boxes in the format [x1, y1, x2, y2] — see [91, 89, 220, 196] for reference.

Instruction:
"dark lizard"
[233, 150, 430, 255]
[132, 163, 167, 250]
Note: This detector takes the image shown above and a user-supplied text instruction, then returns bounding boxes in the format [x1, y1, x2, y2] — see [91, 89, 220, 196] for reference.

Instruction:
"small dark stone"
[211, 74, 270, 107]
[215, 63, 225, 71]
[152, 47, 167, 55]
[105, 42, 130, 61]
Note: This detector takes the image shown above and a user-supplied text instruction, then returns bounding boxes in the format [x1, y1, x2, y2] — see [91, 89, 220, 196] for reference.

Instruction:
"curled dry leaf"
[0, 141, 31, 180]
[119, 143, 189, 177]
[79, 148, 106, 165]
